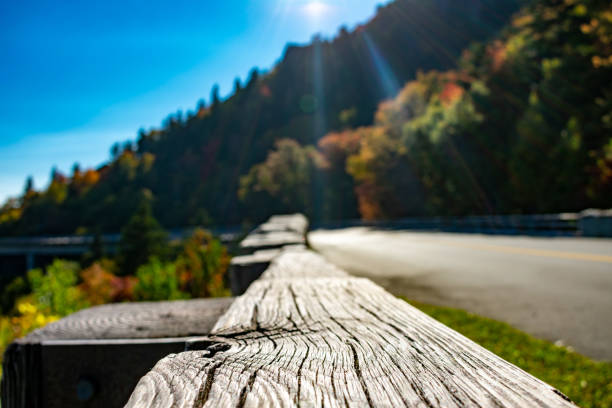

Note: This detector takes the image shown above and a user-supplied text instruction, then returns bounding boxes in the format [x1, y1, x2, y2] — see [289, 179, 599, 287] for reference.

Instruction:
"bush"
[79, 262, 137, 305]
[176, 229, 230, 298]
[0, 260, 90, 377]
[133, 258, 190, 301]
[0, 276, 30, 314]
[28, 260, 89, 316]
[0, 299, 61, 372]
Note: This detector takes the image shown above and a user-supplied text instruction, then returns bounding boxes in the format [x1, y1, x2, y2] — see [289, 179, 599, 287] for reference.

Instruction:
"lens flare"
[362, 32, 400, 99]
[302, 1, 332, 19]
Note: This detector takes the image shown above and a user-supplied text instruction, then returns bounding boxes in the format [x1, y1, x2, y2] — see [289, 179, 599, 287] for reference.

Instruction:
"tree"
[239, 139, 324, 220]
[246, 68, 259, 89]
[176, 229, 230, 298]
[318, 130, 361, 220]
[136, 128, 148, 153]
[50, 166, 59, 182]
[47, 167, 68, 204]
[211, 84, 220, 108]
[123, 140, 134, 153]
[72, 163, 81, 177]
[23, 176, 34, 195]
[110, 143, 121, 160]
[118, 196, 168, 275]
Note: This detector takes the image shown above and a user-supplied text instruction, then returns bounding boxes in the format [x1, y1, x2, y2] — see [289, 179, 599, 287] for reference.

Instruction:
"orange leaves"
[487, 41, 508, 72]
[318, 130, 361, 163]
[175, 228, 230, 298]
[439, 82, 465, 106]
[354, 183, 385, 221]
[375, 80, 427, 126]
[79, 263, 137, 305]
[81, 169, 100, 186]
[345, 126, 405, 220]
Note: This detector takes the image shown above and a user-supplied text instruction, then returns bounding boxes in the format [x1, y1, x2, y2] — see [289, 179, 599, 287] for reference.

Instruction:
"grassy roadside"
[403, 298, 612, 408]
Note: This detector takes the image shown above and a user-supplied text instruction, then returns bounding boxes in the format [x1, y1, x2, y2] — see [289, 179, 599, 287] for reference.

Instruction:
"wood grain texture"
[240, 214, 308, 254]
[239, 231, 305, 253]
[21, 297, 234, 342]
[258, 214, 309, 235]
[127, 250, 576, 408]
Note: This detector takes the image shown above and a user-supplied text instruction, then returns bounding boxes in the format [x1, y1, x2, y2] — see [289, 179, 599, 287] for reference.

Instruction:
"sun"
[302, 1, 331, 18]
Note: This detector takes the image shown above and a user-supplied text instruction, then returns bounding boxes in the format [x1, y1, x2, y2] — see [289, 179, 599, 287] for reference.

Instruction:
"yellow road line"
[436, 240, 612, 264]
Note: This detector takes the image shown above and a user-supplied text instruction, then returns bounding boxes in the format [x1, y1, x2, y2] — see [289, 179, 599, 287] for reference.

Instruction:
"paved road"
[309, 228, 612, 361]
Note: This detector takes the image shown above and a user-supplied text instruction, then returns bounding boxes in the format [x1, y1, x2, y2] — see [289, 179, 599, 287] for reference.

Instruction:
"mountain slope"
[0, 0, 521, 235]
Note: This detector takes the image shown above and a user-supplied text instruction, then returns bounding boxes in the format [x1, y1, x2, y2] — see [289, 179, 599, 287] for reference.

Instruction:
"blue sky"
[0, 0, 388, 203]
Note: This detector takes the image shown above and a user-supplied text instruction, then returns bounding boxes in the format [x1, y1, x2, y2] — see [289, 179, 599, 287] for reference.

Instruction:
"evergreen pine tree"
[211, 84, 220, 108]
[23, 176, 34, 195]
[118, 196, 167, 275]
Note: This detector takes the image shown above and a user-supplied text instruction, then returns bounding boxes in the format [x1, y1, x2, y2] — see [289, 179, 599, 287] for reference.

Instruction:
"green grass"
[402, 298, 612, 408]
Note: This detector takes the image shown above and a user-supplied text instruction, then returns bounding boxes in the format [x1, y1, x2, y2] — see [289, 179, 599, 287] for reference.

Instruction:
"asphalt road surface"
[309, 227, 612, 361]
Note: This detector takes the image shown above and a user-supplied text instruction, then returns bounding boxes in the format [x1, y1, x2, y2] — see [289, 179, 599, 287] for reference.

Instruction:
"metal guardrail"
[0, 226, 242, 250]
[313, 209, 612, 237]
[0, 226, 244, 276]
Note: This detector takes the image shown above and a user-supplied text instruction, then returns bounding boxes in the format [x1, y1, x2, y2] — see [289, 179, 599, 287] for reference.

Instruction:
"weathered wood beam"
[239, 231, 306, 254]
[2, 298, 233, 408]
[239, 214, 308, 255]
[127, 250, 575, 407]
[255, 214, 309, 235]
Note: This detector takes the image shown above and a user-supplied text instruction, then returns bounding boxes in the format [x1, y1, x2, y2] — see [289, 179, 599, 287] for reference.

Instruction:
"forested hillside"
[240, 0, 612, 220]
[7, 0, 591, 235]
[346, 0, 611, 217]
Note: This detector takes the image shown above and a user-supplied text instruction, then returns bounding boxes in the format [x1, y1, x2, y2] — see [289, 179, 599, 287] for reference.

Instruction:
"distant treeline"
[2, 0, 610, 235]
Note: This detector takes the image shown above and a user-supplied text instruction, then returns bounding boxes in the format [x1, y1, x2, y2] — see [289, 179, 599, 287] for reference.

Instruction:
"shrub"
[133, 258, 190, 301]
[28, 260, 89, 316]
[176, 229, 230, 298]
[79, 263, 137, 305]
[0, 276, 30, 314]
[0, 260, 89, 377]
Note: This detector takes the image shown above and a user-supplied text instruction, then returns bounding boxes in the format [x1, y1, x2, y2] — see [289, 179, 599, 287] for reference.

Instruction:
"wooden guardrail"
[230, 214, 308, 295]
[126, 215, 576, 407]
[0, 214, 308, 407]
